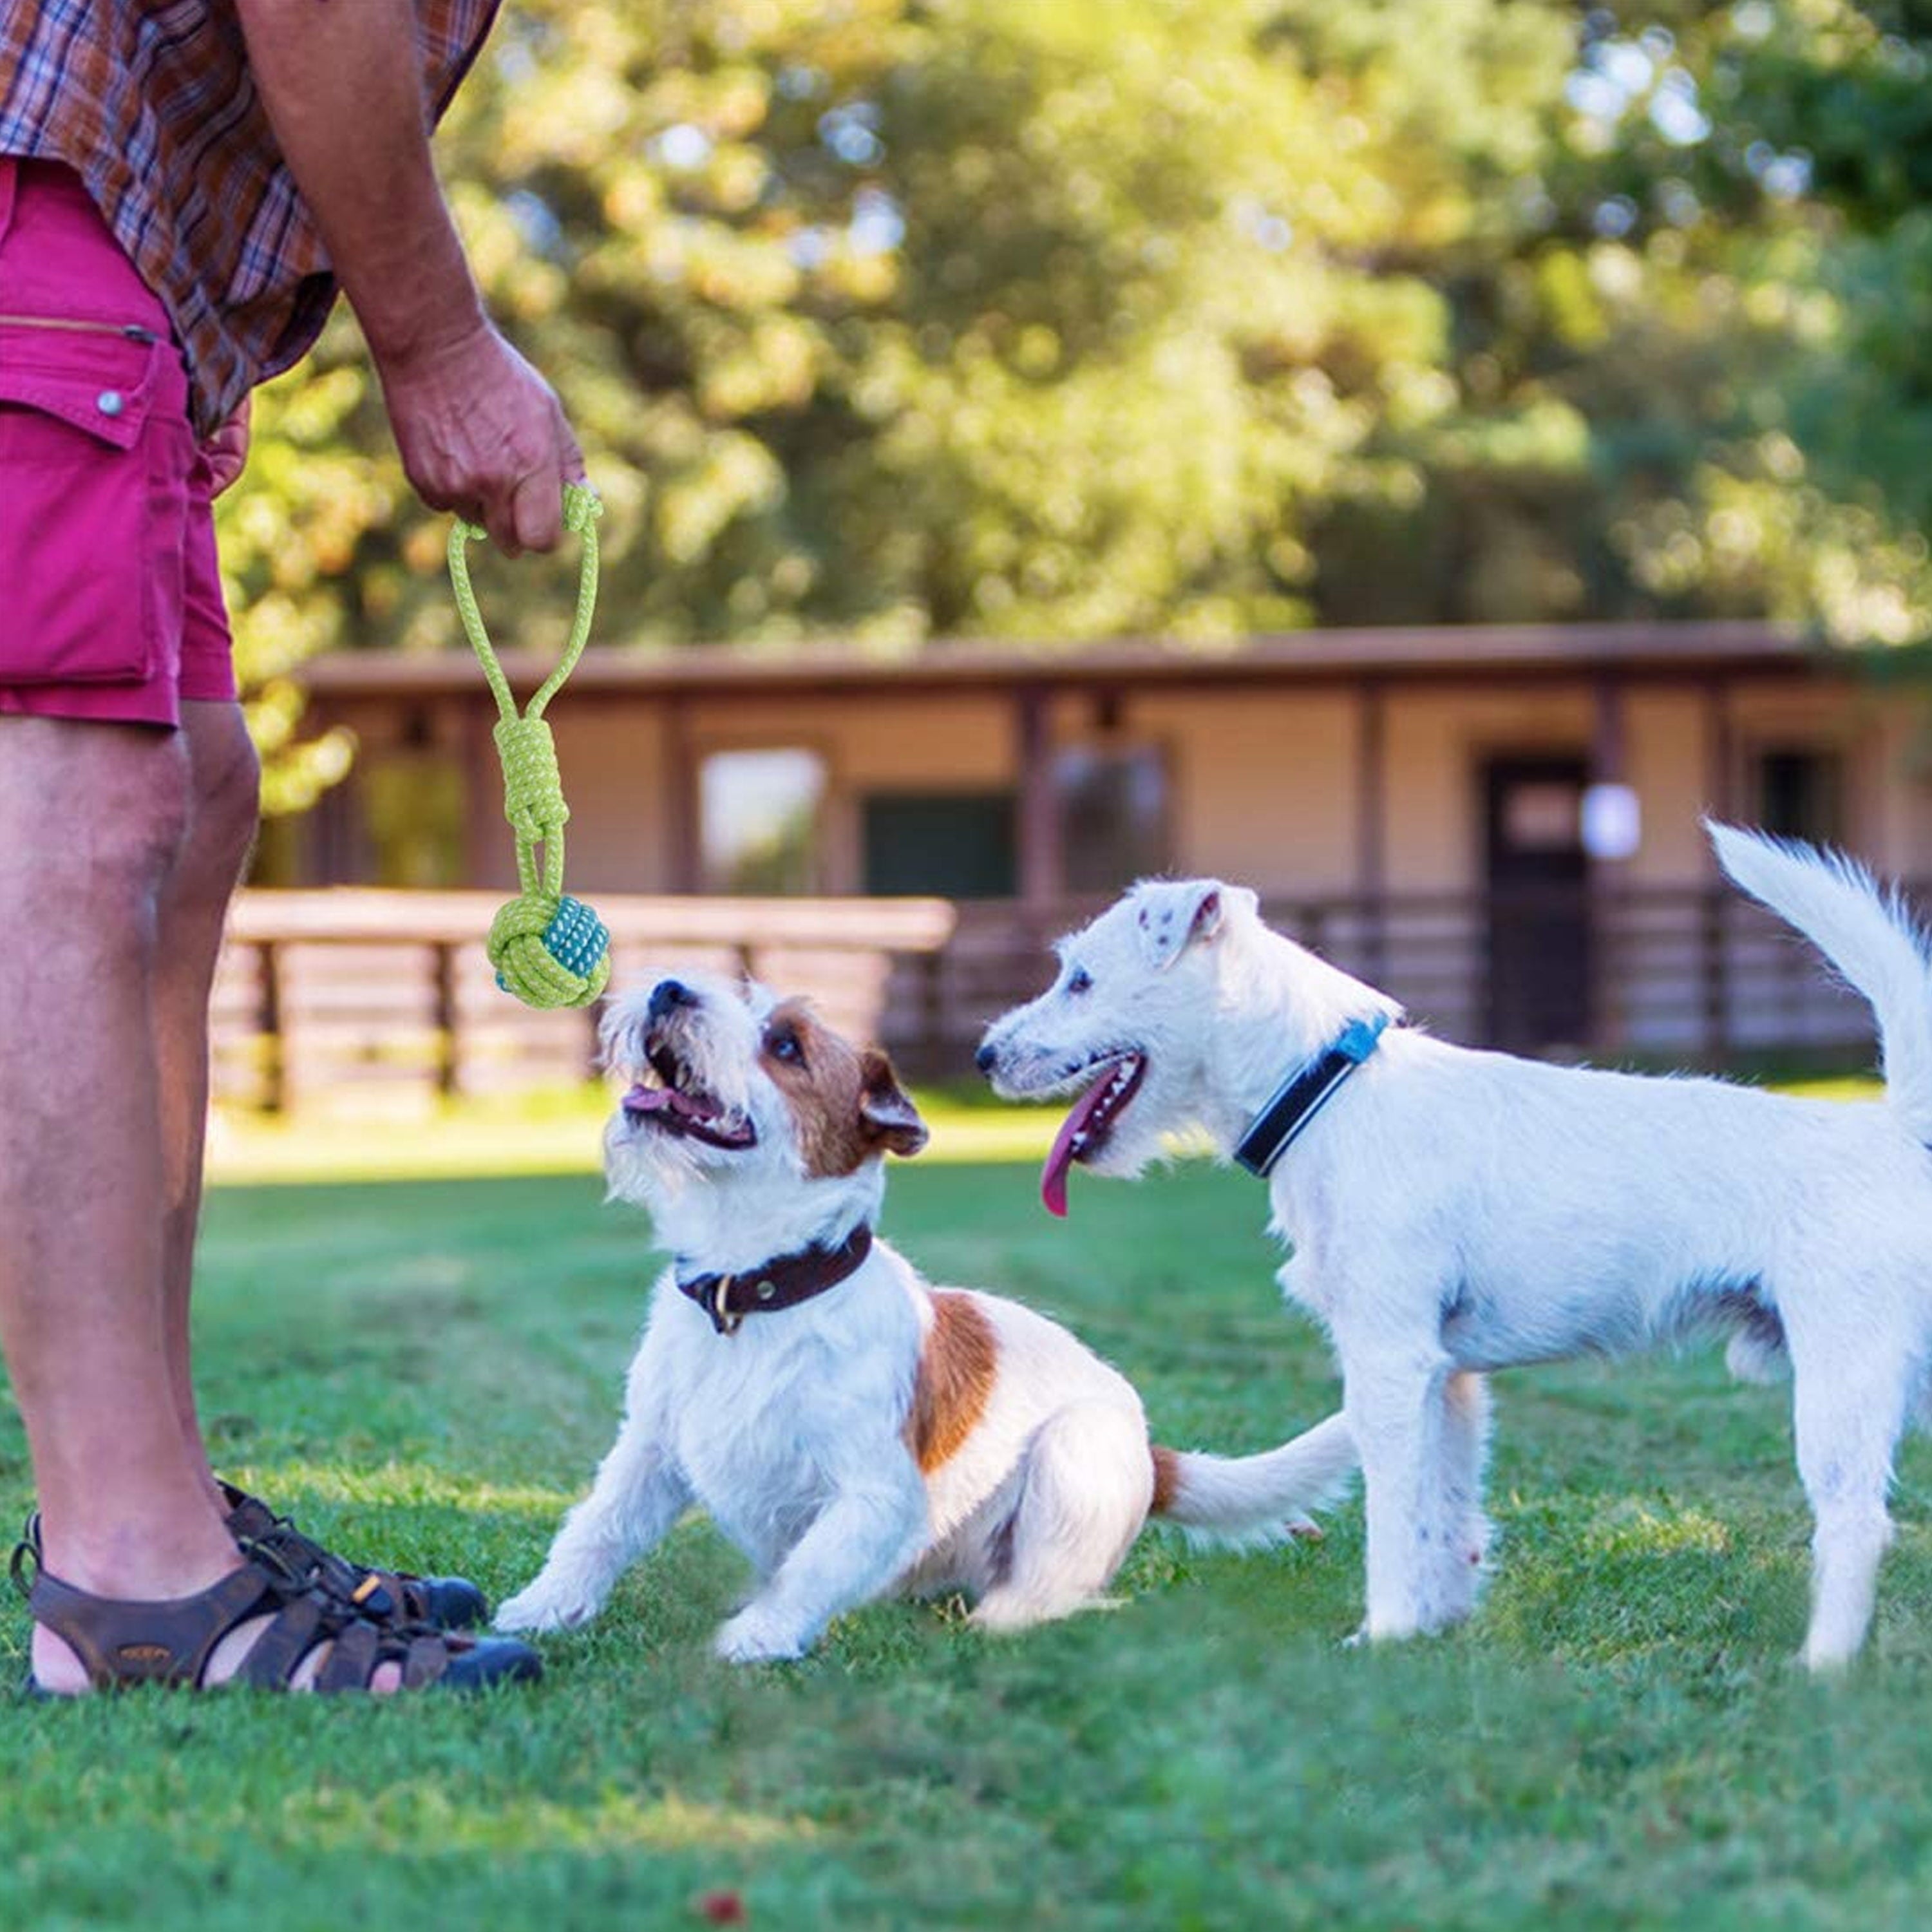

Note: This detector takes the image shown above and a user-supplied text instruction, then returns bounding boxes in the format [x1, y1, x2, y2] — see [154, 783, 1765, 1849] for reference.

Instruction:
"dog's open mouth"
[620, 1034, 757, 1150]
[1041, 1053, 1146, 1218]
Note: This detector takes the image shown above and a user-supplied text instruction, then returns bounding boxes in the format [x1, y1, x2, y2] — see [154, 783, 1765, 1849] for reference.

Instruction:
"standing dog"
[495, 972, 1354, 1662]
[976, 824, 1932, 1669]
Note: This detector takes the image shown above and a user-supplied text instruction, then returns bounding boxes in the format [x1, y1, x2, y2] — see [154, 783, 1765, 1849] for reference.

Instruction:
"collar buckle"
[678, 1225, 875, 1336]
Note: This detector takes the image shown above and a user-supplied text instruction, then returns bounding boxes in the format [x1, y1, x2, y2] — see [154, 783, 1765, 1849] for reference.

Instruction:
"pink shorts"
[0, 157, 235, 728]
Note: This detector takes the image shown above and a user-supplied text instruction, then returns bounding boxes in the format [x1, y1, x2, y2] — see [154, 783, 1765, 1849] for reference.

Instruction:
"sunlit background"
[206, 0, 1932, 1122]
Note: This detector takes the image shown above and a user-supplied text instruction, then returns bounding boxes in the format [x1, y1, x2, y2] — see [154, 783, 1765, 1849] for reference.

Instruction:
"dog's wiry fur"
[495, 972, 1354, 1662]
[977, 823, 1932, 1669]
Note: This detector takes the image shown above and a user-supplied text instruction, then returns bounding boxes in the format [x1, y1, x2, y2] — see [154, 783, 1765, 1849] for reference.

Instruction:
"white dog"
[976, 823, 1932, 1669]
[495, 971, 1354, 1662]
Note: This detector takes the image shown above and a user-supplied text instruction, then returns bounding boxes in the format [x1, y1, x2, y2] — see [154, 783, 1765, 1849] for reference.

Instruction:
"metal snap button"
[755, 1280, 777, 1301]
[96, 390, 125, 417]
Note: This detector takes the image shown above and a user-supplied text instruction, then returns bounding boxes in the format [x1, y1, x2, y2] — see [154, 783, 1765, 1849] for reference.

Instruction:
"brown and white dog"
[495, 971, 1354, 1662]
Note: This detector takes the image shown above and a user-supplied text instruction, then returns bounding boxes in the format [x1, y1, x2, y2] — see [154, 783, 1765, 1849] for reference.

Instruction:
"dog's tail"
[1150, 1412, 1356, 1547]
[1708, 819, 1932, 1144]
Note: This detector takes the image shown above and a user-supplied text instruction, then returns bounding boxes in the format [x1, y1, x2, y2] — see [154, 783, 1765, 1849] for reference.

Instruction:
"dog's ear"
[1133, 880, 1236, 971]
[859, 1050, 928, 1159]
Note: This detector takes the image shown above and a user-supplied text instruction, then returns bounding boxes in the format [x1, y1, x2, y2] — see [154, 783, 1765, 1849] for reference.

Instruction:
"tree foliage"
[211, 0, 1932, 805]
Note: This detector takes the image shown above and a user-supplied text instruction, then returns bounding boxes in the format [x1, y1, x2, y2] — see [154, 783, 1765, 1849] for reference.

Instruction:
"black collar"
[676, 1224, 874, 1336]
[1233, 1014, 1391, 1179]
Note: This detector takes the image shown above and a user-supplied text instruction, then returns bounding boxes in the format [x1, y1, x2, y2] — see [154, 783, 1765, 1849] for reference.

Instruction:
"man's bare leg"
[154, 701, 263, 1501]
[0, 717, 245, 1689]
[0, 714, 399, 1693]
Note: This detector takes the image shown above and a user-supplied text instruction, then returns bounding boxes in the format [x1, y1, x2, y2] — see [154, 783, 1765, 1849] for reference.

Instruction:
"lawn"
[5, 1119, 1932, 1929]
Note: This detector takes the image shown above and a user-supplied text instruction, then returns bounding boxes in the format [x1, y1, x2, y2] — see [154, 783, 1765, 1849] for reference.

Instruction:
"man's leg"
[154, 700, 262, 1497]
[0, 717, 247, 1690]
[0, 713, 412, 1694]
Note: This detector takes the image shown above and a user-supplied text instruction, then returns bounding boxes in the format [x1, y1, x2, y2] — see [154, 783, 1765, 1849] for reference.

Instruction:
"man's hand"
[376, 321, 583, 556]
[200, 395, 251, 498]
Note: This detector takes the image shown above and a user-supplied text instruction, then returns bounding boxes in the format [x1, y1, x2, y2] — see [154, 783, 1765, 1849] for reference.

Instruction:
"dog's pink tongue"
[1040, 1080, 1112, 1219]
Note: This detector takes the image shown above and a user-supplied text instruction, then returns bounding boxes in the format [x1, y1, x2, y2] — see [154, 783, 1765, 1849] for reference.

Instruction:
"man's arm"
[232, 0, 580, 553]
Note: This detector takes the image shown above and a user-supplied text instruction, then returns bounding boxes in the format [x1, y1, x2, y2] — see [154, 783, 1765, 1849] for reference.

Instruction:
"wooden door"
[1483, 758, 1591, 1052]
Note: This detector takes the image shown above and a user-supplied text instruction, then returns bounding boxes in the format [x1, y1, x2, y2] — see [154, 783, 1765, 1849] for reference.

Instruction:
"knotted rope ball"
[448, 482, 612, 1010]
[486, 890, 610, 1008]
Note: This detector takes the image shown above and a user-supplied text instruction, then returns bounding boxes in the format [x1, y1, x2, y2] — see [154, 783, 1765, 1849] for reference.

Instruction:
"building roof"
[298, 620, 1835, 701]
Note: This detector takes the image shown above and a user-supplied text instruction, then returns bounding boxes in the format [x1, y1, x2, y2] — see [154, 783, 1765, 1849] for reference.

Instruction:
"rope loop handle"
[448, 479, 604, 724]
[446, 481, 611, 1009]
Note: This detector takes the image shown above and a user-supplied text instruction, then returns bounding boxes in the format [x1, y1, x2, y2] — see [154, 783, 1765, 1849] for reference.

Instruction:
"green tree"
[1430, 0, 1932, 641]
[220, 0, 1932, 808]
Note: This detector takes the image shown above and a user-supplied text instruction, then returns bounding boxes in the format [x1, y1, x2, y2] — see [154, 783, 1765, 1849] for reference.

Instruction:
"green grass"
[204, 1073, 1884, 1187]
[6, 1139, 1932, 1929]
[206, 1084, 1061, 1184]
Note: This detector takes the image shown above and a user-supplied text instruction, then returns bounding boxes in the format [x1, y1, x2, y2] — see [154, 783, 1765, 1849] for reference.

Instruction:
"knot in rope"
[563, 484, 603, 540]
[493, 716, 567, 845]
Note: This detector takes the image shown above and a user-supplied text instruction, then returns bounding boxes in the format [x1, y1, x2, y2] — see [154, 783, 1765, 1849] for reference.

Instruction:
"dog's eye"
[768, 1028, 804, 1065]
[1066, 967, 1093, 996]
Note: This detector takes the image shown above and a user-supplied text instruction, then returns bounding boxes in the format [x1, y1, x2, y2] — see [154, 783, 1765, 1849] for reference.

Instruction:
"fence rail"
[213, 890, 956, 1114]
[885, 882, 1916, 1075]
[212, 880, 1918, 1114]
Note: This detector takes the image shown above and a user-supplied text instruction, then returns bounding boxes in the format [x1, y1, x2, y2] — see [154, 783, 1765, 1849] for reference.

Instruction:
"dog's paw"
[969, 1590, 1125, 1633]
[713, 1605, 811, 1664]
[1345, 1614, 1425, 1649]
[494, 1578, 600, 1634]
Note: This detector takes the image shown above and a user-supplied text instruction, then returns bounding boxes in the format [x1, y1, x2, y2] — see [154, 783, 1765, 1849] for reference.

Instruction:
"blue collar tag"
[1233, 1012, 1390, 1179]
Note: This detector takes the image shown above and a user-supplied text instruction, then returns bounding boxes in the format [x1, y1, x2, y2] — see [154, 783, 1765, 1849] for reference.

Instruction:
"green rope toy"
[448, 480, 612, 1009]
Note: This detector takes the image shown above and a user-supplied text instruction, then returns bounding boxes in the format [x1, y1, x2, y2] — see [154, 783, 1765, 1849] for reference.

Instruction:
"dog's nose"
[974, 1043, 997, 1075]
[648, 979, 697, 1022]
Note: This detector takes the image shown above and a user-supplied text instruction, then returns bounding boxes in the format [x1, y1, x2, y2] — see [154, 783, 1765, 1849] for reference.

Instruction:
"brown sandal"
[15, 1490, 490, 1632]
[13, 1533, 540, 1696]
[217, 1483, 489, 1631]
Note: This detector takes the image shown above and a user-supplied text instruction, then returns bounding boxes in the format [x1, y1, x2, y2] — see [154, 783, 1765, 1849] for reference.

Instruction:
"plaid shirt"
[0, 0, 500, 437]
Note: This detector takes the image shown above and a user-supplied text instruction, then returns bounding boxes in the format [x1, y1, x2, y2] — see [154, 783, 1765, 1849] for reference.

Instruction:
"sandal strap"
[229, 1588, 331, 1691]
[309, 1616, 453, 1694]
[27, 1561, 285, 1690]
[313, 1617, 381, 1693]
[402, 1630, 461, 1690]
[218, 1483, 407, 1620]
[10, 1509, 44, 1599]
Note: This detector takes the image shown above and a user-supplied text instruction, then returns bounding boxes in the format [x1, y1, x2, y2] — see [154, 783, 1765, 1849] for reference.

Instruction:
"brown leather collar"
[676, 1224, 874, 1336]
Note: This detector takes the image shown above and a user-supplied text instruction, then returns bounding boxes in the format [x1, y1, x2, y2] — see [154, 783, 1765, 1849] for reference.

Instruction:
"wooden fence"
[211, 890, 957, 1114]
[212, 880, 1916, 1114]
[893, 884, 1905, 1077]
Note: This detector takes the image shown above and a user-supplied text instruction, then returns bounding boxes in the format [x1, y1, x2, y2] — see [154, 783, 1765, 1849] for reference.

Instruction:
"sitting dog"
[495, 971, 1354, 1662]
[976, 823, 1932, 1669]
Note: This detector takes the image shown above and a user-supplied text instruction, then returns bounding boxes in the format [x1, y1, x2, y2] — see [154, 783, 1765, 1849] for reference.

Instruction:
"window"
[862, 792, 1017, 898]
[1057, 745, 1169, 893]
[700, 748, 827, 895]
[1756, 748, 1842, 846]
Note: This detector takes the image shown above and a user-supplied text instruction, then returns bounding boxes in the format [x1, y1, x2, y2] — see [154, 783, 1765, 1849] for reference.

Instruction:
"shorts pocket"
[0, 327, 179, 685]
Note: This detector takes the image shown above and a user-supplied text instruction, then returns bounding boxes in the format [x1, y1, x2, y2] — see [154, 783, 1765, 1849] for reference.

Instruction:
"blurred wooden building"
[219, 622, 1932, 1107]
